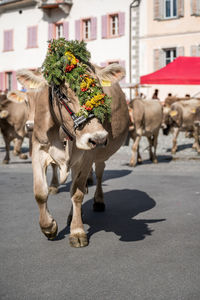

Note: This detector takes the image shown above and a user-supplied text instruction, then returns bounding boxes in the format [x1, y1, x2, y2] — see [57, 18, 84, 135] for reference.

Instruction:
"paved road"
[0, 134, 200, 300]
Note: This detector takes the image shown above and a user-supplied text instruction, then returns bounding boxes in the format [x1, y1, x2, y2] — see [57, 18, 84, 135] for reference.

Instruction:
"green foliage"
[42, 38, 111, 123]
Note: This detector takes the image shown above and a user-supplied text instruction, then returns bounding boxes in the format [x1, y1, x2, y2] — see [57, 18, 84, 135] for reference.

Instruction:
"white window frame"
[6, 72, 12, 91]
[83, 19, 91, 40]
[164, 0, 177, 19]
[56, 23, 64, 39]
[163, 48, 177, 65]
[109, 14, 119, 37]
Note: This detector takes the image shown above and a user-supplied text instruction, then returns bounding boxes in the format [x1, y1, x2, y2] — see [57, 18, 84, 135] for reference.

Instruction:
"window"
[5, 72, 12, 91]
[110, 15, 119, 37]
[164, 0, 177, 18]
[102, 12, 125, 39]
[83, 19, 91, 40]
[56, 23, 64, 39]
[27, 26, 37, 48]
[75, 18, 97, 41]
[164, 48, 177, 65]
[48, 22, 69, 40]
[4, 30, 13, 51]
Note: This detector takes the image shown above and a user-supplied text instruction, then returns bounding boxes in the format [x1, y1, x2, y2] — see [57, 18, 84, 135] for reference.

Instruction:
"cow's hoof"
[153, 158, 158, 164]
[93, 202, 105, 212]
[19, 154, 28, 160]
[41, 219, 58, 240]
[137, 158, 143, 164]
[49, 186, 59, 195]
[171, 150, 176, 155]
[69, 233, 88, 248]
[129, 162, 136, 167]
[2, 159, 9, 164]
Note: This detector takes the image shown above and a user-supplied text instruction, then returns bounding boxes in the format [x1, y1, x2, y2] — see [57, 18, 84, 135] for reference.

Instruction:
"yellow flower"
[65, 51, 78, 65]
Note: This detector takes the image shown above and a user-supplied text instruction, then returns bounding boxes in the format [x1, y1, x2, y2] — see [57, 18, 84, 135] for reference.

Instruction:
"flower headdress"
[42, 38, 111, 123]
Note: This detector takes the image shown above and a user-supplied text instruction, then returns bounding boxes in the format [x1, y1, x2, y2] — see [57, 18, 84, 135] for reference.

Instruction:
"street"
[0, 133, 200, 300]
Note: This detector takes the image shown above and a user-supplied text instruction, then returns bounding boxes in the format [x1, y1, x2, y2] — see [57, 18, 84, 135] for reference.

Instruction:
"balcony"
[38, 0, 72, 14]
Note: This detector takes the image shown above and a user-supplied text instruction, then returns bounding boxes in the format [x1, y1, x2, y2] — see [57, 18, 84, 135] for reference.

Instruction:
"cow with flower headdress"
[17, 38, 129, 248]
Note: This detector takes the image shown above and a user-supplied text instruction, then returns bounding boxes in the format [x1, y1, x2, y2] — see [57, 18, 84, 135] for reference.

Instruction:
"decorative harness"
[49, 85, 94, 141]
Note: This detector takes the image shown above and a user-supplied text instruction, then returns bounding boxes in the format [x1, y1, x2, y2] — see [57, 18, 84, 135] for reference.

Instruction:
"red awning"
[140, 57, 200, 85]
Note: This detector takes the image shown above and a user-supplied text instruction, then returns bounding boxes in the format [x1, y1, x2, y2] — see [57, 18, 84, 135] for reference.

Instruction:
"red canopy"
[140, 56, 200, 85]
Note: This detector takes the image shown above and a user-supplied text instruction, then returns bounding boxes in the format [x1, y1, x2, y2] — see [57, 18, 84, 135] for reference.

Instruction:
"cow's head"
[192, 107, 200, 127]
[57, 63, 125, 150]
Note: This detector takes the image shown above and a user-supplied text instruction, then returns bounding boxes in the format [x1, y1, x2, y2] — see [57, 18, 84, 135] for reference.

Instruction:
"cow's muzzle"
[25, 120, 34, 133]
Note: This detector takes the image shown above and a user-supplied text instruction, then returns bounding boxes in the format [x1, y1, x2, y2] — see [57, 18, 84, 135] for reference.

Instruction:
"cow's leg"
[32, 143, 58, 240]
[171, 128, 179, 154]
[147, 136, 153, 161]
[49, 163, 59, 195]
[13, 137, 28, 160]
[129, 135, 141, 167]
[151, 130, 159, 163]
[69, 159, 93, 248]
[193, 126, 200, 154]
[2, 134, 11, 164]
[93, 161, 106, 212]
[137, 144, 142, 164]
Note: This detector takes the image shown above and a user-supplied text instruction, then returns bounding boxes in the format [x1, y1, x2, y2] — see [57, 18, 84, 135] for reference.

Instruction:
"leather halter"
[49, 86, 94, 141]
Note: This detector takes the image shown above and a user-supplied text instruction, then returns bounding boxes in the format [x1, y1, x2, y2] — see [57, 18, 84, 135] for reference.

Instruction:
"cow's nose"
[26, 121, 34, 132]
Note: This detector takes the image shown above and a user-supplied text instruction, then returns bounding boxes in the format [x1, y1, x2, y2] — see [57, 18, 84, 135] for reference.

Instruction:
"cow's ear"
[96, 63, 126, 86]
[170, 110, 178, 117]
[0, 110, 9, 119]
[7, 91, 26, 103]
[16, 69, 46, 90]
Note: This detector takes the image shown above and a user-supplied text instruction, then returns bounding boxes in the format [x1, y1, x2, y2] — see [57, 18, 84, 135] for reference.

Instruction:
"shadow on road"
[55, 189, 165, 243]
[166, 143, 193, 153]
[58, 169, 133, 193]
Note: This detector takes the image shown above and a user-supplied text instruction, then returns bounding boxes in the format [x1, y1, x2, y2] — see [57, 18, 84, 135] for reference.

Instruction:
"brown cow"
[162, 99, 200, 154]
[0, 91, 29, 164]
[128, 99, 163, 167]
[17, 62, 129, 248]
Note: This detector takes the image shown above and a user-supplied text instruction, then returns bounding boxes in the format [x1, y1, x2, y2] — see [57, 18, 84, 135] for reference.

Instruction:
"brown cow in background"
[162, 99, 200, 154]
[128, 98, 163, 167]
[0, 91, 28, 164]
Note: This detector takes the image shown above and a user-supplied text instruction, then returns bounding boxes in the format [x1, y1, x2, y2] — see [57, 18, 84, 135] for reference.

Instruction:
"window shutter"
[154, 0, 163, 20]
[4, 30, 13, 51]
[12, 71, 17, 90]
[177, 0, 184, 17]
[191, 0, 200, 15]
[91, 17, 97, 40]
[118, 12, 125, 36]
[63, 22, 69, 40]
[190, 45, 199, 56]
[28, 27, 37, 48]
[0, 72, 5, 91]
[32, 27, 37, 47]
[48, 23, 55, 40]
[101, 15, 107, 38]
[154, 49, 163, 70]
[177, 46, 184, 57]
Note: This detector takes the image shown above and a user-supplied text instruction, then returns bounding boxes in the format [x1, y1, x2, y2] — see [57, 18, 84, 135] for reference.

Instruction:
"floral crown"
[42, 38, 111, 123]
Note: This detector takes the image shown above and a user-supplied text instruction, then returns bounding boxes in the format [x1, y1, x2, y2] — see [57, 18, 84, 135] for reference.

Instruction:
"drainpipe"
[129, 0, 140, 100]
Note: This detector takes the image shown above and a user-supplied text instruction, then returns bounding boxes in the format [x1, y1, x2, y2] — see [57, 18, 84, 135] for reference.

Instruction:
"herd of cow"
[0, 65, 200, 248]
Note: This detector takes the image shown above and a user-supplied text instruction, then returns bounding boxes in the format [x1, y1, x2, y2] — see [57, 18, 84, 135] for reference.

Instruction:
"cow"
[162, 99, 200, 154]
[16, 57, 129, 247]
[164, 95, 192, 108]
[128, 98, 163, 167]
[0, 91, 29, 164]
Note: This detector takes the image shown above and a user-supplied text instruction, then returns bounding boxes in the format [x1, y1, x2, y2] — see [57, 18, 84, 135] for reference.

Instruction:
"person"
[152, 89, 160, 100]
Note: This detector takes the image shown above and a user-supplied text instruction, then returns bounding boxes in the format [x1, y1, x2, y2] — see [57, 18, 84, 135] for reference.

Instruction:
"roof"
[140, 57, 200, 85]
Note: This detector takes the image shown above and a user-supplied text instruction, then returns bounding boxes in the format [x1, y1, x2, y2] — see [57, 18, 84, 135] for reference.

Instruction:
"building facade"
[0, 0, 200, 101]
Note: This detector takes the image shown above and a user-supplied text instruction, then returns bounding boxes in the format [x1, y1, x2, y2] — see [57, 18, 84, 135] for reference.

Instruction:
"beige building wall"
[139, 0, 200, 102]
